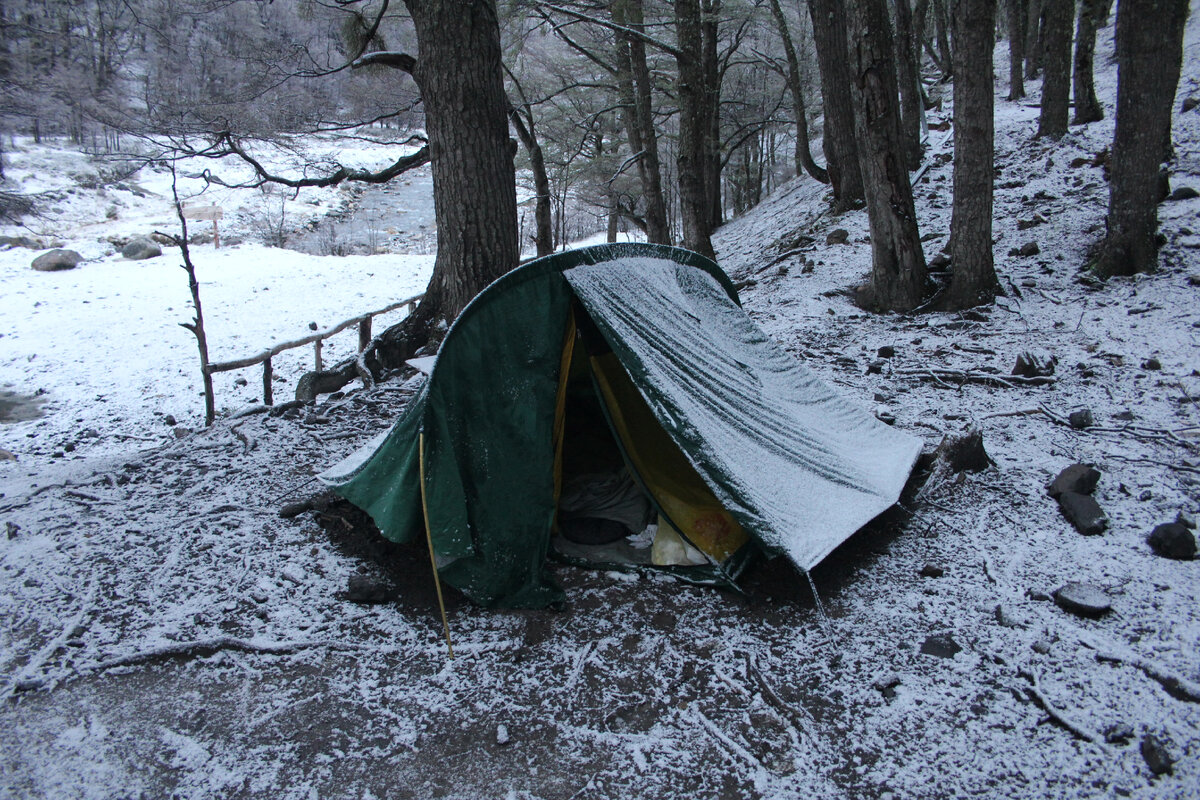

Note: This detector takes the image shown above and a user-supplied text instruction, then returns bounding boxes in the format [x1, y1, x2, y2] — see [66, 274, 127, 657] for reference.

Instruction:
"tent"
[320, 243, 921, 608]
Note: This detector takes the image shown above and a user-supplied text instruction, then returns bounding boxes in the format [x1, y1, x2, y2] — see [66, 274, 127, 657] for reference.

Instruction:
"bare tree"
[936, 0, 1001, 310]
[1092, 0, 1188, 278]
[1071, 0, 1106, 124]
[808, 0, 864, 210]
[1036, 0, 1073, 139]
[1007, 0, 1028, 100]
[847, 0, 927, 311]
[766, 0, 827, 182]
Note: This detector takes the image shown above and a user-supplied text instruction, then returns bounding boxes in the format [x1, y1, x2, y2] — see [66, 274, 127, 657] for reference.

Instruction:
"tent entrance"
[551, 305, 754, 584]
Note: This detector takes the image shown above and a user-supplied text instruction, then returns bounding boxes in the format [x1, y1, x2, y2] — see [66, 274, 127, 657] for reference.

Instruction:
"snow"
[2, 11, 1200, 800]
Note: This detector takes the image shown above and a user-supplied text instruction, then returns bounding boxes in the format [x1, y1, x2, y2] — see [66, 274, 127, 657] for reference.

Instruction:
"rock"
[1168, 186, 1199, 201]
[1057, 491, 1108, 536]
[149, 232, 176, 245]
[0, 235, 44, 249]
[279, 501, 310, 519]
[308, 322, 319, 331]
[826, 228, 850, 246]
[1113, 410, 1135, 421]
[1104, 722, 1134, 744]
[31, 249, 83, 272]
[1032, 639, 1052, 654]
[1012, 351, 1056, 378]
[1147, 522, 1196, 560]
[873, 673, 901, 699]
[1047, 464, 1101, 498]
[1177, 509, 1197, 529]
[280, 564, 305, 584]
[1053, 582, 1112, 617]
[877, 345, 895, 359]
[1184, 97, 1200, 113]
[1016, 241, 1040, 257]
[866, 359, 886, 375]
[1141, 357, 1162, 370]
[919, 564, 944, 578]
[1191, 275, 1200, 287]
[345, 574, 395, 604]
[496, 724, 511, 746]
[1069, 156, 1091, 168]
[928, 252, 951, 270]
[920, 634, 961, 659]
[163, 414, 177, 426]
[1068, 408, 1094, 429]
[931, 426, 991, 472]
[172, 427, 190, 439]
[1140, 734, 1174, 776]
[121, 237, 162, 260]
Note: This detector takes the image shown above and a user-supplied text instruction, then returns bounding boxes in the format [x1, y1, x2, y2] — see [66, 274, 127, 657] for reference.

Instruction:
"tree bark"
[1071, 0, 1105, 124]
[675, 0, 716, 259]
[808, 0, 865, 210]
[932, 0, 953, 81]
[767, 0, 828, 182]
[1025, 0, 1043, 78]
[508, 106, 554, 258]
[1037, 0, 1073, 138]
[1093, 0, 1188, 278]
[1008, 0, 1027, 100]
[701, 0, 723, 231]
[847, 0, 928, 312]
[375, 0, 518, 368]
[894, 0, 925, 170]
[937, 0, 1000, 310]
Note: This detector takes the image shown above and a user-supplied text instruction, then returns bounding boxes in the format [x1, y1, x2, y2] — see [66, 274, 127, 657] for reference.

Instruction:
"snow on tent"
[320, 243, 921, 608]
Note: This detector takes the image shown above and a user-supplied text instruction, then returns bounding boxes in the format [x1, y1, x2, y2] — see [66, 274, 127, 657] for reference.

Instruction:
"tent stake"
[804, 570, 833, 637]
[419, 433, 454, 660]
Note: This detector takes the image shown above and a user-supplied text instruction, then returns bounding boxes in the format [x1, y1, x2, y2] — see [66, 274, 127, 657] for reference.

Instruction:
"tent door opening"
[551, 304, 753, 583]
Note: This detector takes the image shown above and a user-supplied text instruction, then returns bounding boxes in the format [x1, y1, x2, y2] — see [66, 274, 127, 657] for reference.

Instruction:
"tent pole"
[804, 569, 833, 637]
[419, 433, 454, 659]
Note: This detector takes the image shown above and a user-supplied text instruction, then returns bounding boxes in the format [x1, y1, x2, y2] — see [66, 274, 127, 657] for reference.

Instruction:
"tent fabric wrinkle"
[319, 243, 920, 608]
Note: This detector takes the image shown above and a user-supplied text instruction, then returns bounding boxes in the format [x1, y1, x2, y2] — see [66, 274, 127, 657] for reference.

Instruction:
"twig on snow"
[1080, 638, 1200, 703]
[1017, 669, 1103, 745]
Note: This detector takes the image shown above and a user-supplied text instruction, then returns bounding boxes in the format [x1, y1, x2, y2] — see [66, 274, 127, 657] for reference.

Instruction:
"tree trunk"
[767, 0, 828, 182]
[1093, 0, 1188, 278]
[614, 0, 671, 245]
[702, 0, 723, 232]
[933, 0, 953, 81]
[894, 0, 925, 170]
[675, 0, 716, 259]
[1071, 0, 1105, 124]
[847, 0, 928, 312]
[808, 0, 865, 211]
[1036, 0, 1073, 138]
[376, 0, 518, 368]
[1008, 0, 1027, 100]
[508, 108, 553, 258]
[1025, 0, 1043, 78]
[937, 0, 1000, 310]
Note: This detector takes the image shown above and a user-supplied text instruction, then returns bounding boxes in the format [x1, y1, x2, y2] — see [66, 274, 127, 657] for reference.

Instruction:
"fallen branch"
[1081, 638, 1200, 703]
[1018, 670, 1103, 744]
[895, 368, 1055, 388]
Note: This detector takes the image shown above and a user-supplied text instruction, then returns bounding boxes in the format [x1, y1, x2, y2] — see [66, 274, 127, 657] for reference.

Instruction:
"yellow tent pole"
[418, 432, 454, 659]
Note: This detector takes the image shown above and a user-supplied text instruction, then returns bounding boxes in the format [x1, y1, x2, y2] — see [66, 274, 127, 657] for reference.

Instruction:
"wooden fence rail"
[205, 293, 424, 407]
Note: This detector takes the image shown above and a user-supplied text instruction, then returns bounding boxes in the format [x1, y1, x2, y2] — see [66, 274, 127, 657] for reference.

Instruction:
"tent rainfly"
[320, 243, 921, 609]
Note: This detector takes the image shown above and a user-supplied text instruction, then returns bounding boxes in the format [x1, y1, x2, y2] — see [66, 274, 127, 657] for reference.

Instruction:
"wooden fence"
[205, 293, 425, 406]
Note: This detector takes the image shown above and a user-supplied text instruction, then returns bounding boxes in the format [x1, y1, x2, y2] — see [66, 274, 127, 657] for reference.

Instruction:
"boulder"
[1141, 734, 1174, 776]
[31, 249, 83, 272]
[121, 237, 162, 260]
[931, 427, 991, 472]
[1047, 463, 1101, 498]
[1016, 241, 1040, 257]
[920, 634, 961, 659]
[1053, 582, 1112, 617]
[1147, 522, 1196, 560]
[1068, 408, 1094, 429]
[345, 575, 396, 604]
[1013, 351, 1056, 378]
[1057, 491, 1108, 536]
[825, 228, 850, 246]
[1168, 186, 1199, 201]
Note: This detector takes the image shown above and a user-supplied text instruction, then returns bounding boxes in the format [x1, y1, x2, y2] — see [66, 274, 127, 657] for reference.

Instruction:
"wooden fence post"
[263, 357, 274, 406]
[358, 318, 372, 352]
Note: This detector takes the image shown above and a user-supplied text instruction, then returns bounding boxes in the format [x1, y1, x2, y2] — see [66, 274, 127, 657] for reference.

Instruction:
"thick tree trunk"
[894, 0, 925, 171]
[1025, 0, 1043, 78]
[1093, 0, 1188, 278]
[1036, 0, 1073, 138]
[675, 0, 716, 259]
[847, 0, 928, 312]
[938, 0, 1001, 310]
[375, 0, 518, 368]
[933, 0, 953, 81]
[1071, 0, 1105, 124]
[614, 0, 671, 245]
[1008, 0, 1027, 100]
[808, 0, 865, 211]
[767, 0, 828, 182]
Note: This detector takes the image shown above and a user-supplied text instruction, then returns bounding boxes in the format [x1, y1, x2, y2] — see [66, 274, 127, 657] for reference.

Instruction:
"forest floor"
[3, 14, 1200, 800]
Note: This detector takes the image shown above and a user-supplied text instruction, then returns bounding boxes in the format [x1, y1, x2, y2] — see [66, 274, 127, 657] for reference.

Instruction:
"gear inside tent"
[319, 243, 922, 608]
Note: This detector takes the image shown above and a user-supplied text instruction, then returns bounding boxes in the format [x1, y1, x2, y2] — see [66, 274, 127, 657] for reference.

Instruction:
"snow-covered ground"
[2, 12, 1200, 800]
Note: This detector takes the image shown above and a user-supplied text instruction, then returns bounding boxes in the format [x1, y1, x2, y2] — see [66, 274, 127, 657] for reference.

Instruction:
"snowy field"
[1, 12, 1200, 800]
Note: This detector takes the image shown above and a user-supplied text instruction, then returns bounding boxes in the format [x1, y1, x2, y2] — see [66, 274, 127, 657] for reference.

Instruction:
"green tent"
[320, 243, 921, 608]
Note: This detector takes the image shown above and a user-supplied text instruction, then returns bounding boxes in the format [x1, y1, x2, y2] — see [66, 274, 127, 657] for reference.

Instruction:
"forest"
[1, 0, 1199, 798]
